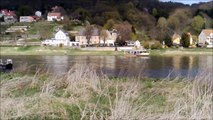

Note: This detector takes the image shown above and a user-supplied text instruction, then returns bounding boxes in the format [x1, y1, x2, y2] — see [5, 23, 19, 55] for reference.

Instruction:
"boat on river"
[0, 59, 13, 72]
[124, 49, 150, 57]
[124, 40, 150, 57]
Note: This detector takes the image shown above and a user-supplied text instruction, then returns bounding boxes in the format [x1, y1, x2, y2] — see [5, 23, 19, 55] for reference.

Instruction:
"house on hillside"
[41, 30, 70, 46]
[47, 12, 64, 21]
[0, 9, 17, 23]
[198, 29, 213, 47]
[75, 28, 100, 45]
[19, 16, 35, 22]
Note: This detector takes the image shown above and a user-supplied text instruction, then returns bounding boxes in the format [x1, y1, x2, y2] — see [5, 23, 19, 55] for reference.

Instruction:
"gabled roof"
[172, 33, 181, 40]
[48, 12, 61, 17]
[201, 29, 213, 36]
[1, 9, 16, 16]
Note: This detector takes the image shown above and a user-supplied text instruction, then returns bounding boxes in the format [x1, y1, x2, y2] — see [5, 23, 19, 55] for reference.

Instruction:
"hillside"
[0, 0, 212, 43]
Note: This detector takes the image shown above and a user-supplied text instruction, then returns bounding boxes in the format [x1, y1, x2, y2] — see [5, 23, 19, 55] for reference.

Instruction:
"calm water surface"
[1, 55, 213, 78]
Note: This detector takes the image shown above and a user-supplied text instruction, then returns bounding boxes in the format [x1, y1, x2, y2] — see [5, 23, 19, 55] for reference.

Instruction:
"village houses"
[75, 27, 100, 45]
[75, 28, 118, 46]
[198, 29, 213, 47]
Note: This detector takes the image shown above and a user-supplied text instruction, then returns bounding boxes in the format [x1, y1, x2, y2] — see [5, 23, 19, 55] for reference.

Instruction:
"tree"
[104, 19, 115, 30]
[84, 25, 94, 46]
[164, 35, 173, 47]
[103, 11, 121, 21]
[168, 8, 192, 33]
[18, 5, 33, 16]
[152, 8, 158, 17]
[191, 15, 205, 34]
[100, 29, 108, 46]
[113, 22, 132, 45]
[181, 33, 190, 48]
[157, 17, 168, 41]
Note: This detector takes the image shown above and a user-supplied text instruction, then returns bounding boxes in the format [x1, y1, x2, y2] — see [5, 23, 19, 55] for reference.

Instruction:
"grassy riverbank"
[0, 46, 212, 56]
[0, 46, 122, 56]
[0, 64, 212, 119]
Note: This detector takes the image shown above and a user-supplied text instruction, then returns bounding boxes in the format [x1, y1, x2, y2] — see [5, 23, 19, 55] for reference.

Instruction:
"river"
[1, 55, 213, 78]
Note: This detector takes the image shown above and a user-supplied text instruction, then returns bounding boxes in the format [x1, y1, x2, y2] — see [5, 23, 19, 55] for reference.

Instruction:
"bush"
[142, 40, 162, 49]
[151, 41, 162, 49]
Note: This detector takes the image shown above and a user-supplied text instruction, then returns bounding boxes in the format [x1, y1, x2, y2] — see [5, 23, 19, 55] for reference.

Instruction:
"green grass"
[0, 46, 212, 56]
[11, 86, 40, 97]
[0, 46, 123, 55]
[26, 22, 57, 35]
[0, 65, 212, 119]
[150, 48, 213, 55]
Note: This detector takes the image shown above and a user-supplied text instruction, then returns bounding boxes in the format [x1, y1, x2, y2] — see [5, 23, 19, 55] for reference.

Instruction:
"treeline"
[1, 0, 212, 43]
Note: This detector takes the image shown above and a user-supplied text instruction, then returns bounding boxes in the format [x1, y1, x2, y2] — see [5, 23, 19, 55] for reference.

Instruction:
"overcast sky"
[160, 0, 212, 5]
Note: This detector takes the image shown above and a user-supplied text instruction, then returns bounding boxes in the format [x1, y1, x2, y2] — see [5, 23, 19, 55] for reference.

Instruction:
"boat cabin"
[0, 59, 13, 72]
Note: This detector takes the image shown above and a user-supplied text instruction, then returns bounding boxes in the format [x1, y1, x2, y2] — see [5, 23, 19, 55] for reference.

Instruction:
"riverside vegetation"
[0, 46, 213, 56]
[0, 64, 212, 119]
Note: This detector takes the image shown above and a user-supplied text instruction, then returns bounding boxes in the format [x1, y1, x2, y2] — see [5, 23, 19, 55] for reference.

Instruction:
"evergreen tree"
[181, 33, 190, 48]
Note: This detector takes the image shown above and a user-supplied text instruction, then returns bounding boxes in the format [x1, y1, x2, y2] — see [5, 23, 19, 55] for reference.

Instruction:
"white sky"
[160, 0, 212, 5]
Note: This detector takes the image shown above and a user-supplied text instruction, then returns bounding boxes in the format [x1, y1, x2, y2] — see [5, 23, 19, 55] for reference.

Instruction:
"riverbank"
[0, 46, 212, 56]
[1, 64, 212, 119]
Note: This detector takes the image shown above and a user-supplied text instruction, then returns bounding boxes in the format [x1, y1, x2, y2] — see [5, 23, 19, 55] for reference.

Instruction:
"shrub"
[151, 41, 162, 49]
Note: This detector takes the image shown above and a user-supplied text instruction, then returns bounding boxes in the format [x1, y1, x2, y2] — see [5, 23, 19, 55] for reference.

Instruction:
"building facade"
[19, 16, 34, 22]
[42, 30, 70, 46]
[47, 12, 64, 21]
[198, 29, 213, 46]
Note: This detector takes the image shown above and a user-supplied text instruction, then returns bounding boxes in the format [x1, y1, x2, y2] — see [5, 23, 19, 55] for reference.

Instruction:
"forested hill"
[0, 0, 212, 42]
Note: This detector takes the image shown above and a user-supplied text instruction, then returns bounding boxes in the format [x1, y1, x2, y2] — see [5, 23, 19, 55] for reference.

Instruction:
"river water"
[1, 55, 213, 78]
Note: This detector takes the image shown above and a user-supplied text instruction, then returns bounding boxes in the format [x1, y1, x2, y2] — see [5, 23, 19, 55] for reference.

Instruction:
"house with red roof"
[47, 12, 64, 21]
[0, 9, 17, 23]
[19, 16, 35, 22]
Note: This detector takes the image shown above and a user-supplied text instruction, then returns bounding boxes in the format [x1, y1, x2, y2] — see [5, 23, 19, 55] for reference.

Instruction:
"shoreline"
[0, 46, 212, 56]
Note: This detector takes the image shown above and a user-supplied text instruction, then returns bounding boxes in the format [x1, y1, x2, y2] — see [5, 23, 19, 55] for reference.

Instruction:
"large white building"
[198, 29, 213, 46]
[42, 30, 71, 46]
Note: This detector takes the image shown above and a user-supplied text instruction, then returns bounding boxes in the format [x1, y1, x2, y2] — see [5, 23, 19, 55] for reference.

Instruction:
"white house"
[198, 29, 213, 46]
[42, 30, 71, 46]
[47, 12, 64, 21]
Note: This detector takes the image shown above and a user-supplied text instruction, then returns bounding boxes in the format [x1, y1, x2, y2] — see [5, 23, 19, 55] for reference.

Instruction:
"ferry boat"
[0, 59, 13, 72]
[124, 49, 150, 57]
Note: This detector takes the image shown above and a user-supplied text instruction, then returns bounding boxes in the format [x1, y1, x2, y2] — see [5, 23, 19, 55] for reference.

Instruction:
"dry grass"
[0, 64, 212, 120]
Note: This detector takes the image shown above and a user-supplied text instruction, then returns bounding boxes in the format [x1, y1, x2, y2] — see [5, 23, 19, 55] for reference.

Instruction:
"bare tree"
[114, 22, 132, 45]
[100, 29, 108, 46]
[84, 25, 94, 46]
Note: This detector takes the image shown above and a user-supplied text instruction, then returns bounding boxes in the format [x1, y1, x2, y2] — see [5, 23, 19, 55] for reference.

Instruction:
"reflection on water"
[43, 56, 69, 74]
[1, 55, 213, 78]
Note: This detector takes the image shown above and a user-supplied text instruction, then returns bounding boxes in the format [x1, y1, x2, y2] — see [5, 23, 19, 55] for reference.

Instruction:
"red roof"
[0, 9, 16, 16]
[48, 12, 61, 17]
